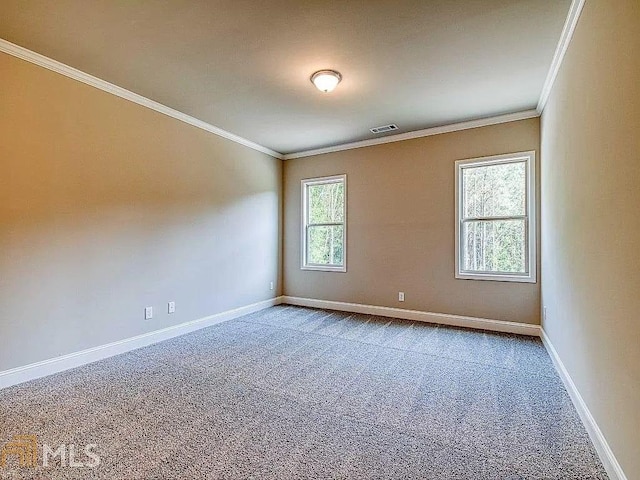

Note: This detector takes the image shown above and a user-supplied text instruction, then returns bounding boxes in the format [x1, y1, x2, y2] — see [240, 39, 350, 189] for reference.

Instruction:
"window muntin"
[302, 175, 346, 272]
[455, 152, 536, 283]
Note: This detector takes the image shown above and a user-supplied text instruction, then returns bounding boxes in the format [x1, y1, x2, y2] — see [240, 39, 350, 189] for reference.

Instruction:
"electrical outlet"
[543, 306, 547, 321]
[168, 301, 176, 314]
[145, 306, 153, 320]
[270, 282, 274, 291]
[398, 292, 405, 302]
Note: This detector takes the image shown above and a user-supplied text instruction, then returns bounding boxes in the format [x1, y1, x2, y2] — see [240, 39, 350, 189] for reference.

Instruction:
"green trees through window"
[462, 161, 526, 273]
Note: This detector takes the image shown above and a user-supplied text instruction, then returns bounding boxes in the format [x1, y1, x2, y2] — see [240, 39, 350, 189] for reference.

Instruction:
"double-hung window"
[301, 175, 346, 272]
[455, 151, 536, 283]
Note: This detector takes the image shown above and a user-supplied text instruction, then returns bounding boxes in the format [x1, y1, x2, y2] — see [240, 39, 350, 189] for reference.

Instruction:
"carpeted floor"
[0, 305, 607, 479]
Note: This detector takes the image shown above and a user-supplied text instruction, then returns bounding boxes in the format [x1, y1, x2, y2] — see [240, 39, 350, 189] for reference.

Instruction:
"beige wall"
[541, 1, 640, 477]
[0, 53, 282, 372]
[284, 118, 540, 325]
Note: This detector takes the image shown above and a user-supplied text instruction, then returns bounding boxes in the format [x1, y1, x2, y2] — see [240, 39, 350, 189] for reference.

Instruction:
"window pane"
[463, 162, 526, 218]
[308, 182, 344, 224]
[462, 219, 526, 273]
[307, 225, 344, 265]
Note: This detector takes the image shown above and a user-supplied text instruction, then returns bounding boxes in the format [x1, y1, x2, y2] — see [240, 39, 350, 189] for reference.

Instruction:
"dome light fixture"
[310, 70, 342, 93]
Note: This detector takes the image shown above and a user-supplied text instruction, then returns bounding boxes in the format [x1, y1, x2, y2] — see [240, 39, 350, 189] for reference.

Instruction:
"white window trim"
[301, 174, 347, 272]
[455, 151, 536, 283]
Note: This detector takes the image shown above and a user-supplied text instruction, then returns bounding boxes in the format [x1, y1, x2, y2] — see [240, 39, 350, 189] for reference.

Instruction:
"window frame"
[301, 174, 347, 272]
[455, 151, 536, 283]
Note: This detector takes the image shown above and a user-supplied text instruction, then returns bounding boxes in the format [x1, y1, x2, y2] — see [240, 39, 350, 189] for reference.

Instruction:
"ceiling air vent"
[370, 124, 398, 134]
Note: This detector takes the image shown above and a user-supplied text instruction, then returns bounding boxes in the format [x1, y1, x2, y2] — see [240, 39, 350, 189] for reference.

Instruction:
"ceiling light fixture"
[310, 70, 342, 93]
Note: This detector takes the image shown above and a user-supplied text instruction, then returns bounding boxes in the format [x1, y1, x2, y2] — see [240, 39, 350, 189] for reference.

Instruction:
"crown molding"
[537, 0, 586, 113]
[283, 109, 540, 160]
[0, 38, 284, 159]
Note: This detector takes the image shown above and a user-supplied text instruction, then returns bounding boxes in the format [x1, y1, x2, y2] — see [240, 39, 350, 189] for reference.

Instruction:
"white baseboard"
[282, 296, 541, 336]
[0, 296, 284, 390]
[541, 330, 627, 480]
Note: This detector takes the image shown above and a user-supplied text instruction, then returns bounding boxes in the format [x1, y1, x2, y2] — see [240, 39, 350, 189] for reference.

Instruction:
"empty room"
[0, 1, 638, 479]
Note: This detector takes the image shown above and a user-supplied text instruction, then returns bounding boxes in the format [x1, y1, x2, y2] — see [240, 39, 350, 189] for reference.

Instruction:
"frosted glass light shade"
[310, 70, 342, 93]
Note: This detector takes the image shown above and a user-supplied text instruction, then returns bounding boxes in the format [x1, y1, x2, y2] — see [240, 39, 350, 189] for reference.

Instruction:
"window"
[455, 151, 536, 283]
[301, 175, 346, 272]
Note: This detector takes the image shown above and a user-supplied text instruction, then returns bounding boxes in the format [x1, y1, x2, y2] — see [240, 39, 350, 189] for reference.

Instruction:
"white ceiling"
[0, 1, 571, 155]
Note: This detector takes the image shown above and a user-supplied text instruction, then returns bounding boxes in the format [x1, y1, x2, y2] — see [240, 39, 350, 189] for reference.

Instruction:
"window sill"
[302, 265, 347, 273]
[455, 272, 536, 283]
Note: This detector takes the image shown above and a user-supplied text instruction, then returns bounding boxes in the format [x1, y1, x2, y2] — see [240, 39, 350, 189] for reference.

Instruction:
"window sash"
[461, 215, 527, 222]
[306, 221, 344, 228]
[305, 225, 344, 267]
[459, 217, 530, 275]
